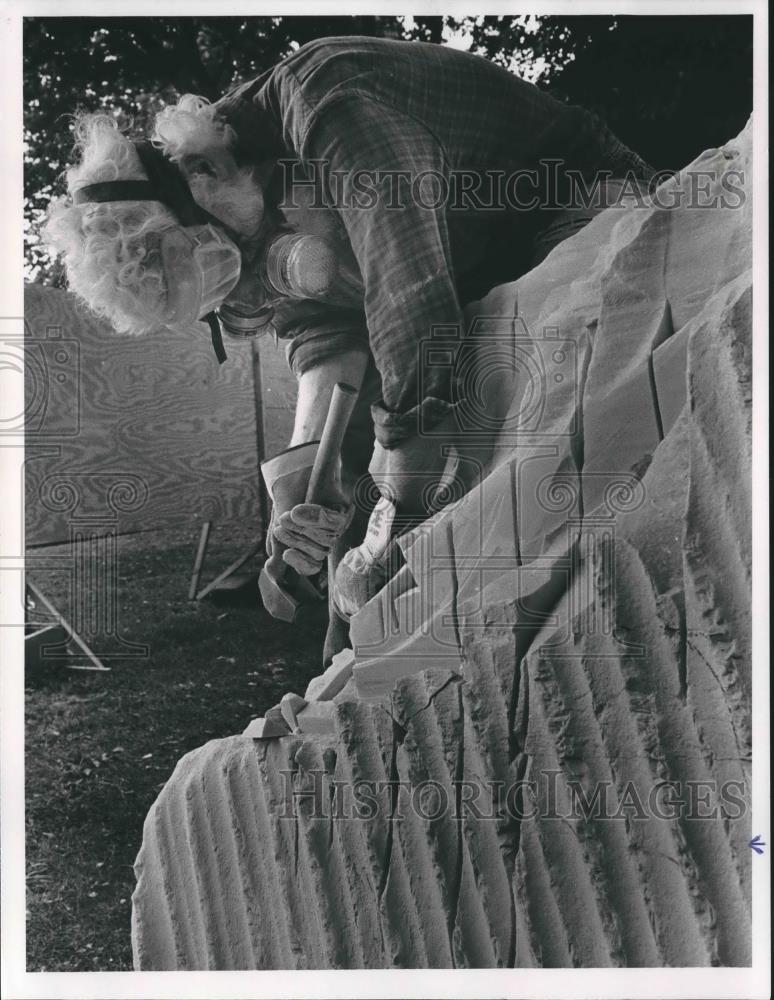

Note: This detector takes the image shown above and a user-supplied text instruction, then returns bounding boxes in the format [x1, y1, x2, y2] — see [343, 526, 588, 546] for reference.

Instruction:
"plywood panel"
[255, 333, 297, 461]
[23, 283, 266, 545]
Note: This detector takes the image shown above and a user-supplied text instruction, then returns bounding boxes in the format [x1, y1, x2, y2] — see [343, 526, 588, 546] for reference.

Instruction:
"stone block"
[447, 462, 522, 607]
[279, 692, 308, 730]
[349, 511, 457, 656]
[652, 322, 691, 438]
[582, 364, 662, 513]
[353, 643, 462, 703]
[243, 705, 291, 740]
[661, 139, 752, 332]
[461, 558, 571, 652]
[295, 700, 337, 735]
[348, 506, 464, 702]
[512, 444, 581, 563]
[348, 583, 390, 652]
[132, 121, 753, 972]
[614, 408, 691, 596]
[304, 648, 356, 701]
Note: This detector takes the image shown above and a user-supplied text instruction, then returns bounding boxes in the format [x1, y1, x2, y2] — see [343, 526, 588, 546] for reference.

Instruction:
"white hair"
[151, 93, 236, 159]
[151, 94, 264, 237]
[45, 99, 264, 334]
[44, 114, 177, 335]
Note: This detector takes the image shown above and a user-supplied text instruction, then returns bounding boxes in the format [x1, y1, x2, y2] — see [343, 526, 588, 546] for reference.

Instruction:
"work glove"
[271, 502, 354, 576]
[332, 495, 401, 618]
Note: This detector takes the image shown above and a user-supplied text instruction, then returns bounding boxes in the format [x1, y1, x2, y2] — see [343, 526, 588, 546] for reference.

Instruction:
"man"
[46, 35, 654, 662]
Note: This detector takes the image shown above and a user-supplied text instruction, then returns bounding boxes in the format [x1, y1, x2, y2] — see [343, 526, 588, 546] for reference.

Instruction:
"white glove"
[271, 502, 353, 576]
[332, 495, 397, 618]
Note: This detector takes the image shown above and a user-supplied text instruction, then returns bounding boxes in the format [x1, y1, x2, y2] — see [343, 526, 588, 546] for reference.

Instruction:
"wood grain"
[255, 332, 297, 460]
[24, 284, 277, 546]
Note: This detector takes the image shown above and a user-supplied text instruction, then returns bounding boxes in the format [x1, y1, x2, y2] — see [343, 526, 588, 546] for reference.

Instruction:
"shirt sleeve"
[301, 94, 467, 449]
[266, 295, 369, 377]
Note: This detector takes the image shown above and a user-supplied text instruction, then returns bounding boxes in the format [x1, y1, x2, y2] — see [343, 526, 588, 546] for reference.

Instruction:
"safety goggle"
[144, 223, 242, 329]
[74, 140, 245, 363]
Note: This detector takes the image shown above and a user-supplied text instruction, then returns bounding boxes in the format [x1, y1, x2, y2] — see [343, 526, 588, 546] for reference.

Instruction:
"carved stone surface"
[304, 648, 356, 701]
[132, 120, 753, 969]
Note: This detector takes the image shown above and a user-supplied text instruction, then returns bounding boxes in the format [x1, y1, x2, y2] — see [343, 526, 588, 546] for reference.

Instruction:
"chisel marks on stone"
[516, 812, 573, 967]
[336, 700, 429, 967]
[293, 739, 366, 969]
[131, 122, 752, 972]
[233, 747, 295, 967]
[256, 736, 324, 968]
[526, 648, 617, 967]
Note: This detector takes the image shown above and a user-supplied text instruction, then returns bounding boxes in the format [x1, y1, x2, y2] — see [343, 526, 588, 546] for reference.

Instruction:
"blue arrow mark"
[749, 834, 766, 855]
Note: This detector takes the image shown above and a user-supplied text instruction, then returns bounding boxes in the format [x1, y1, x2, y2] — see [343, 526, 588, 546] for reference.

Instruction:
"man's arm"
[297, 95, 476, 515]
[290, 348, 368, 448]
[265, 346, 370, 577]
[302, 95, 466, 452]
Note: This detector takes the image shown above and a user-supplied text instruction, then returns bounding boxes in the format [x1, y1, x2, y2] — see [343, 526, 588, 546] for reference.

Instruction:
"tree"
[24, 16, 404, 280]
[446, 15, 753, 169]
[25, 15, 753, 281]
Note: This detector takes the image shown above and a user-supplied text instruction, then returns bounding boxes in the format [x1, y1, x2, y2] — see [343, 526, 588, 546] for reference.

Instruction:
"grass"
[24, 523, 328, 971]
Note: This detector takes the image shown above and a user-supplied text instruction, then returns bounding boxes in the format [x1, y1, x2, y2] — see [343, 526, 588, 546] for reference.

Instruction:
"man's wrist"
[289, 350, 368, 446]
[289, 380, 335, 445]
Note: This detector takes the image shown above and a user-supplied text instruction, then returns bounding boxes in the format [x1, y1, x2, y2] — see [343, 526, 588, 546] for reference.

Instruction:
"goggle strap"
[73, 141, 232, 365]
[73, 181, 158, 204]
[205, 312, 228, 365]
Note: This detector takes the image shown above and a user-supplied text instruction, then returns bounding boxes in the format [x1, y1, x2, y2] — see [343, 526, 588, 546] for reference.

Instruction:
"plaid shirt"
[216, 36, 652, 449]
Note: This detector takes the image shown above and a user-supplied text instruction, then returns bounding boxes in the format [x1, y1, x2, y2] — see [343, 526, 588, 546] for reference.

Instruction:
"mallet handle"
[304, 383, 359, 506]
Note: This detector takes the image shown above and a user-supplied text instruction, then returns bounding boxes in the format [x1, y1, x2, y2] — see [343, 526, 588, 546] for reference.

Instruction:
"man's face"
[152, 223, 242, 329]
[178, 145, 265, 239]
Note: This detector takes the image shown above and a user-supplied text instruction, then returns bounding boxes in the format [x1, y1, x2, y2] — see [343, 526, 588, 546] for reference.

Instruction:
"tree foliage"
[24, 15, 405, 280]
[25, 14, 752, 282]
